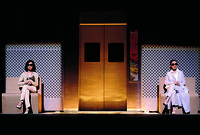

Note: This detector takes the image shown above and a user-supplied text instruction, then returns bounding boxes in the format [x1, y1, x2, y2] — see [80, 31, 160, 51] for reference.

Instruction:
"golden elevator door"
[104, 25, 127, 110]
[79, 24, 127, 111]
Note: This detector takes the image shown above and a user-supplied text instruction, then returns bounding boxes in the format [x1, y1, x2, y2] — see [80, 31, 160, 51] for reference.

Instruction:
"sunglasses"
[171, 63, 178, 66]
[28, 64, 33, 66]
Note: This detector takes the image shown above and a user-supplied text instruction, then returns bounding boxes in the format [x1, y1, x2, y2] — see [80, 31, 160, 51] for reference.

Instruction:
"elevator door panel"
[79, 25, 127, 111]
[79, 26, 104, 110]
[104, 26, 127, 110]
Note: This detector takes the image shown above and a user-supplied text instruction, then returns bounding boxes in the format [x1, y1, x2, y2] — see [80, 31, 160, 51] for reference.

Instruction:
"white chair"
[2, 77, 43, 114]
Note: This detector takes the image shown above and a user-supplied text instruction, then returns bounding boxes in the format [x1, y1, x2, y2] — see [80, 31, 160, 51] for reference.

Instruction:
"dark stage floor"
[1, 113, 200, 129]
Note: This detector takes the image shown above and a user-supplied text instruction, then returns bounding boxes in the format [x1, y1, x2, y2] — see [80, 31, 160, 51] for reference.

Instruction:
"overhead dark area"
[80, 11, 127, 23]
[1, 4, 200, 46]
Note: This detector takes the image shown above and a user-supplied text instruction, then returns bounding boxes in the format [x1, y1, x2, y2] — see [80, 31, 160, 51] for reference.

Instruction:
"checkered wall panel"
[5, 43, 62, 111]
[141, 45, 200, 111]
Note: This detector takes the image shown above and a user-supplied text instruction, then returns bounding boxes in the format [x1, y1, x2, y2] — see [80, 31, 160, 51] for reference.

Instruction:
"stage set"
[1, 8, 200, 120]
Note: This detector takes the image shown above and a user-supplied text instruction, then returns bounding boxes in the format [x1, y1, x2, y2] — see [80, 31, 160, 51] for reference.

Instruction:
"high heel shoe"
[163, 102, 168, 106]
[16, 101, 23, 109]
[16, 105, 22, 109]
[24, 108, 29, 114]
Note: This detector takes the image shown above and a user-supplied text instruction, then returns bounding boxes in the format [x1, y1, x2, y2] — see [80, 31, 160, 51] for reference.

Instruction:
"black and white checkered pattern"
[142, 45, 200, 98]
[5, 43, 62, 110]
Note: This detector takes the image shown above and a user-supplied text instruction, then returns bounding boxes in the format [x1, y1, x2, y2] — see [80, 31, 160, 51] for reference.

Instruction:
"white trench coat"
[164, 69, 190, 113]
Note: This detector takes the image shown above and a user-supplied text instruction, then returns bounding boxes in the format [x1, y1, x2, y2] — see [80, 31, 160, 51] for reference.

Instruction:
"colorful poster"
[130, 30, 138, 81]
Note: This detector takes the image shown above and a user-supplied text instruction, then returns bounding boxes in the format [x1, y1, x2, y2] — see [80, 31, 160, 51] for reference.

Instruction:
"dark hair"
[25, 60, 36, 72]
[170, 59, 177, 69]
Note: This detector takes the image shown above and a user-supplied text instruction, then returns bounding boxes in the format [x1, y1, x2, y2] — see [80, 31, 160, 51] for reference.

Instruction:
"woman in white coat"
[163, 60, 190, 114]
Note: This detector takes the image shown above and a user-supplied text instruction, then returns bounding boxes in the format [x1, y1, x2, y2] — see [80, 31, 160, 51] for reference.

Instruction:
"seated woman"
[163, 59, 190, 114]
[16, 60, 38, 114]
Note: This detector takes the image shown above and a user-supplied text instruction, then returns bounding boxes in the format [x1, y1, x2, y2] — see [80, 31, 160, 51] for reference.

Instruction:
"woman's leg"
[166, 84, 175, 98]
[172, 107, 176, 114]
[171, 90, 177, 113]
[171, 90, 177, 105]
[20, 85, 28, 101]
[163, 96, 170, 105]
[17, 85, 28, 108]
[24, 86, 36, 109]
[170, 86, 182, 114]
[164, 84, 175, 105]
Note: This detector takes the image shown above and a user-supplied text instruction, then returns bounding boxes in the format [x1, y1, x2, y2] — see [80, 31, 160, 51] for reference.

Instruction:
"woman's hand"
[25, 80, 32, 85]
[28, 81, 32, 85]
[25, 80, 29, 84]
[174, 81, 181, 86]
